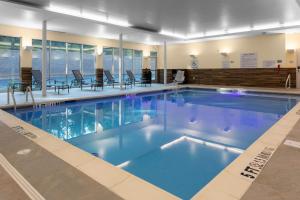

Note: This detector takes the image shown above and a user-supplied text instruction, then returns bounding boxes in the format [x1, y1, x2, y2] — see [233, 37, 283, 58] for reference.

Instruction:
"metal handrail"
[285, 74, 291, 89]
[25, 86, 36, 107]
[7, 87, 16, 111]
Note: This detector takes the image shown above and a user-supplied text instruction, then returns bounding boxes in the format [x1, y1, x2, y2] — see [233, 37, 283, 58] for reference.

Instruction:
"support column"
[119, 33, 124, 89]
[163, 41, 167, 85]
[42, 20, 47, 97]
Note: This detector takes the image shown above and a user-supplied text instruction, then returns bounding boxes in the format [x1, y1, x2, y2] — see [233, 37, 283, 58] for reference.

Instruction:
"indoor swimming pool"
[7, 89, 300, 199]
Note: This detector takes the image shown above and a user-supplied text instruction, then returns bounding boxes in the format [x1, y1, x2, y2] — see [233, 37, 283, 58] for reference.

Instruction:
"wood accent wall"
[96, 68, 103, 83]
[158, 68, 296, 88]
[157, 69, 174, 83]
[21, 67, 32, 91]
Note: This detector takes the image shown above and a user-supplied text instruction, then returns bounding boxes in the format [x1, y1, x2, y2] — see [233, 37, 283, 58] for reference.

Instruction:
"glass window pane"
[133, 50, 142, 79]
[50, 41, 66, 82]
[150, 51, 157, 80]
[32, 39, 50, 79]
[113, 48, 119, 80]
[83, 45, 95, 80]
[150, 52, 157, 57]
[0, 36, 20, 90]
[103, 47, 113, 73]
[67, 43, 82, 81]
[123, 49, 133, 79]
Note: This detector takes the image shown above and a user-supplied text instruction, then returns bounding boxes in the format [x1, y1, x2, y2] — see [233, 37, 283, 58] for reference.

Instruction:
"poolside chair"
[126, 70, 140, 86]
[71, 70, 102, 91]
[32, 70, 70, 94]
[104, 70, 119, 88]
[32, 70, 56, 90]
[141, 68, 152, 87]
[173, 70, 185, 85]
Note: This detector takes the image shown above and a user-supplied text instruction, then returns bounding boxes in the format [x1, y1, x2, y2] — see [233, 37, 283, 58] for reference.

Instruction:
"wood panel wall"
[21, 67, 32, 91]
[157, 69, 174, 83]
[158, 68, 296, 88]
[96, 68, 103, 83]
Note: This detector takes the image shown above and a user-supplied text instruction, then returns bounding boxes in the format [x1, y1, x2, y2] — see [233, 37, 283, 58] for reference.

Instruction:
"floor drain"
[17, 149, 31, 155]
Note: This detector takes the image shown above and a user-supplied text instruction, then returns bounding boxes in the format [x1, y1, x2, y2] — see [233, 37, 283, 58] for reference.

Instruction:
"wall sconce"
[287, 49, 295, 54]
[220, 52, 229, 57]
[190, 54, 199, 69]
[143, 51, 150, 57]
[23, 46, 33, 51]
[219, 48, 231, 57]
[97, 47, 103, 55]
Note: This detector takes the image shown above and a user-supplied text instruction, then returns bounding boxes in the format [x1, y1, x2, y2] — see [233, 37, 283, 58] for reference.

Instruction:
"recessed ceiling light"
[46, 3, 131, 27]
[159, 30, 186, 39]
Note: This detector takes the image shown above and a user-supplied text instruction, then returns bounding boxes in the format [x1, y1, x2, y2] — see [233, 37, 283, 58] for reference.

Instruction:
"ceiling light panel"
[46, 3, 131, 27]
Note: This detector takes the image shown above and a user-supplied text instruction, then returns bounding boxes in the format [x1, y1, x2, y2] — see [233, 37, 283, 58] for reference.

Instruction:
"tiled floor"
[0, 84, 176, 108]
[2, 84, 300, 109]
[0, 121, 123, 200]
[242, 119, 300, 200]
[0, 165, 30, 200]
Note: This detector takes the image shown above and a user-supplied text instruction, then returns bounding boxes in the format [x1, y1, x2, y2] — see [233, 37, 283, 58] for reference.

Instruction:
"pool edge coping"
[189, 86, 300, 199]
[0, 109, 181, 200]
[0, 84, 299, 200]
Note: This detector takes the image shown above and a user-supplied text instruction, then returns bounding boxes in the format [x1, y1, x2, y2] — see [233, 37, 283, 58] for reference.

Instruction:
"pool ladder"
[7, 86, 36, 111]
[7, 87, 17, 111]
[285, 74, 291, 89]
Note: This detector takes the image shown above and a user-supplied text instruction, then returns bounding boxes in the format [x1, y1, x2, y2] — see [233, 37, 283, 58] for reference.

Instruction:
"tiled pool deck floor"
[242, 119, 300, 200]
[0, 84, 176, 108]
[2, 83, 300, 108]
[0, 121, 123, 200]
[0, 165, 30, 200]
[1, 84, 300, 200]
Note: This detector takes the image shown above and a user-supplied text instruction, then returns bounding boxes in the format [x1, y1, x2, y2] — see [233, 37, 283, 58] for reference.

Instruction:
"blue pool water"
[7, 89, 299, 199]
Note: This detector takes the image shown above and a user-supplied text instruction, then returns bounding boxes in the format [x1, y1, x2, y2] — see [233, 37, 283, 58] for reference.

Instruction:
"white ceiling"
[1, 0, 300, 44]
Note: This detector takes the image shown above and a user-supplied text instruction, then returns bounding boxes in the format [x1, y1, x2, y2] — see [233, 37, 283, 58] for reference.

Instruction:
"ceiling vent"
[2, 0, 49, 8]
[131, 25, 160, 33]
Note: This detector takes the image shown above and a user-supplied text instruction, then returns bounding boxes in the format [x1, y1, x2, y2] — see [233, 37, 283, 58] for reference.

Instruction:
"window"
[32, 40, 96, 84]
[103, 47, 119, 80]
[150, 52, 157, 80]
[67, 43, 81, 81]
[133, 50, 143, 79]
[103, 47, 143, 81]
[103, 47, 113, 73]
[113, 48, 119, 80]
[32, 39, 50, 78]
[123, 49, 133, 75]
[50, 41, 66, 82]
[82, 45, 96, 80]
[0, 36, 20, 90]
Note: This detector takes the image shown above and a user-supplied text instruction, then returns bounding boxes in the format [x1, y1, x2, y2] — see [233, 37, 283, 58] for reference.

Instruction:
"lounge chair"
[104, 70, 119, 88]
[32, 70, 55, 89]
[126, 70, 140, 86]
[71, 70, 102, 90]
[141, 69, 152, 87]
[32, 70, 70, 94]
[173, 70, 185, 85]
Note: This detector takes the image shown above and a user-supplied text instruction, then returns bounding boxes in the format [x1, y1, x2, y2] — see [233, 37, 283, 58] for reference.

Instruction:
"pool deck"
[241, 119, 300, 200]
[0, 84, 300, 200]
[0, 165, 30, 200]
[0, 121, 123, 200]
[0, 84, 177, 109]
